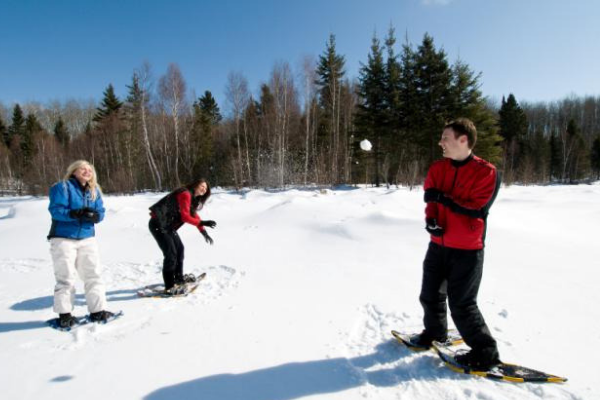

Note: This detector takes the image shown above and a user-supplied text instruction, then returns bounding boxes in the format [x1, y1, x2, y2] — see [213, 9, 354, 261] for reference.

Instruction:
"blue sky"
[1, 0, 599, 112]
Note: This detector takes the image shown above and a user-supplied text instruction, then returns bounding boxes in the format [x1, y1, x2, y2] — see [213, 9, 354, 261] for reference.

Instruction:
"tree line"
[1, 29, 599, 195]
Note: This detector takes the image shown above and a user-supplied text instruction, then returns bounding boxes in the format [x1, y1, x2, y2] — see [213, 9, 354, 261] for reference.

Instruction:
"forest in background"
[2, 29, 600, 195]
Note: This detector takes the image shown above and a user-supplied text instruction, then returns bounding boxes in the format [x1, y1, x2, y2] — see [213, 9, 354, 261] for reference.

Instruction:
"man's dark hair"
[445, 118, 477, 149]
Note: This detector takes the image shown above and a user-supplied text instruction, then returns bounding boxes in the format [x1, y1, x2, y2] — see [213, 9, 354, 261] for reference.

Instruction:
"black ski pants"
[149, 218, 184, 289]
[419, 241, 498, 355]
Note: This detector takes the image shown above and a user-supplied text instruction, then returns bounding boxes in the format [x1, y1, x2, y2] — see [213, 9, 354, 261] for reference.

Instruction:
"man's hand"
[425, 218, 444, 237]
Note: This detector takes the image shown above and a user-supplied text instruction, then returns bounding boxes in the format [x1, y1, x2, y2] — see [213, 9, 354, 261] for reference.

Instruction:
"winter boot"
[89, 310, 115, 323]
[164, 285, 187, 296]
[411, 330, 448, 347]
[455, 347, 501, 370]
[59, 313, 77, 328]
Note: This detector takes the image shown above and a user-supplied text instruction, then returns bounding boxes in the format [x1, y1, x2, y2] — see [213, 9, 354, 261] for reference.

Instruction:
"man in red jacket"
[416, 118, 501, 369]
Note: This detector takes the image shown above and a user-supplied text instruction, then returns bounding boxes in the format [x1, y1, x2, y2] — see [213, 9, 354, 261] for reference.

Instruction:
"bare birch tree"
[135, 62, 161, 189]
[159, 63, 187, 186]
[270, 61, 298, 187]
[300, 55, 317, 185]
[225, 71, 250, 186]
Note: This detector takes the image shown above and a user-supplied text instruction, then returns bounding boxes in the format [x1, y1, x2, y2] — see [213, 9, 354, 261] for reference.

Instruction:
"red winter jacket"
[424, 154, 497, 250]
[175, 191, 206, 233]
[149, 189, 205, 233]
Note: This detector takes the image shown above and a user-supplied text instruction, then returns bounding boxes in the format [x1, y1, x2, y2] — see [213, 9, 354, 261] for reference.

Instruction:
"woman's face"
[73, 164, 93, 185]
[194, 182, 208, 197]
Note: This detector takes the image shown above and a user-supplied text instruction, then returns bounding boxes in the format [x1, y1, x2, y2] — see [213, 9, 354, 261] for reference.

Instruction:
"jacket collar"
[69, 176, 89, 192]
[451, 153, 474, 168]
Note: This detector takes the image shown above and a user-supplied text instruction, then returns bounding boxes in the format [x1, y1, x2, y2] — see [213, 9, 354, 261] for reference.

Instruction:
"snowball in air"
[360, 139, 372, 151]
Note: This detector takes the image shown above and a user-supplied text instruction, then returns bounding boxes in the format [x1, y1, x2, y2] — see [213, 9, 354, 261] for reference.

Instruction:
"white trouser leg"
[76, 238, 107, 313]
[50, 238, 78, 314]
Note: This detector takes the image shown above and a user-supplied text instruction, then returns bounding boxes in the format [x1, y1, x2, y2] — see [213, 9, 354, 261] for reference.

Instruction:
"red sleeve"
[423, 163, 440, 220]
[452, 166, 496, 211]
[176, 191, 204, 231]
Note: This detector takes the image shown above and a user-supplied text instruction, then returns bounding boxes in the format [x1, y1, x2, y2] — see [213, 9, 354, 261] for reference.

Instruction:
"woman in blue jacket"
[48, 160, 114, 328]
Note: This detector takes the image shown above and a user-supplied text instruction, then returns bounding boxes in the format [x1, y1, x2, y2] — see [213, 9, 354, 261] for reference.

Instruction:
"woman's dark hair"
[184, 178, 211, 206]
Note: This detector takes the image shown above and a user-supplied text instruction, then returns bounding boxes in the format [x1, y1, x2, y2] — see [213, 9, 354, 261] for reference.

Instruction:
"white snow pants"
[50, 237, 107, 314]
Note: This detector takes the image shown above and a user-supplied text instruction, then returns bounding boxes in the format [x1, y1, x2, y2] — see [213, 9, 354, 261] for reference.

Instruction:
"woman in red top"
[148, 179, 216, 294]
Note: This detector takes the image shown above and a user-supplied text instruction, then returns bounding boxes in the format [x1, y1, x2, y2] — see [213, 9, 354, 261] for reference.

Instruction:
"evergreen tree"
[258, 83, 275, 151]
[384, 27, 402, 127]
[242, 98, 261, 184]
[383, 27, 404, 182]
[125, 74, 143, 126]
[449, 59, 482, 115]
[94, 84, 123, 122]
[0, 115, 8, 147]
[396, 35, 422, 185]
[498, 94, 527, 143]
[22, 114, 43, 166]
[564, 118, 588, 182]
[191, 91, 222, 178]
[413, 34, 453, 164]
[197, 91, 222, 124]
[468, 106, 503, 167]
[123, 73, 145, 188]
[549, 133, 562, 180]
[356, 33, 387, 186]
[316, 34, 346, 183]
[591, 136, 600, 180]
[498, 94, 528, 181]
[8, 104, 26, 148]
[450, 60, 502, 166]
[54, 116, 70, 147]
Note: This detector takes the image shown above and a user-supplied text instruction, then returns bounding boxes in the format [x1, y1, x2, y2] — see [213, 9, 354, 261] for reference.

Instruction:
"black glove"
[425, 218, 444, 237]
[201, 230, 214, 245]
[200, 220, 217, 229]
[69, 209, 85, 219]
[80, 207, 100, 223]
[424, 188, 451, 206]
[424, 188, 443, 203]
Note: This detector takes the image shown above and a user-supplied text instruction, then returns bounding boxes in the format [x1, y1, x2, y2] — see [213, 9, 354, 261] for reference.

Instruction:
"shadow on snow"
[0, 320, 48, 333]
[144, 340, 447, 400]
[10, 289, 143, 313]
[2, 289, 139, 333]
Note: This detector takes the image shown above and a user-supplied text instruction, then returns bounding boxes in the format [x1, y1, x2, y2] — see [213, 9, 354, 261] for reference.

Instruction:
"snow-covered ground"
[1, 183, 598, 400]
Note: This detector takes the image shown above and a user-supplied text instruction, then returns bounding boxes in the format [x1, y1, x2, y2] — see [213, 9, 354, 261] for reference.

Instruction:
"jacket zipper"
[76, 186, 90, 239]
[441, 165, 459, 247]
[450, 166, 459, 194]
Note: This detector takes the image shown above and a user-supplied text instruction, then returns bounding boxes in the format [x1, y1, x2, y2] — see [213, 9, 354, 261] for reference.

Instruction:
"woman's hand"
[201, 230, 214, 245]
[200, 220, 217, 229]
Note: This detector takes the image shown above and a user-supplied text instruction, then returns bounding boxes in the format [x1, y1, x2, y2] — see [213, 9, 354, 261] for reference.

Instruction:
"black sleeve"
[444, 198, 486, 218]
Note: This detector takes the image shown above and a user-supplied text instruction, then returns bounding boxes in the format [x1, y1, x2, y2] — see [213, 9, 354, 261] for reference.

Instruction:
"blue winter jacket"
[48, 177, 105, 240]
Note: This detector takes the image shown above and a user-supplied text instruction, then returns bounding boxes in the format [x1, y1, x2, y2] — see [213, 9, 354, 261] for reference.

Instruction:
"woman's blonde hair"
[63, 160, 102, 200]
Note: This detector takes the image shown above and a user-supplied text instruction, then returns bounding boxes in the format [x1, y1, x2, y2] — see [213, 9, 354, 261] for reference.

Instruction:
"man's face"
[438, 128, 467, 160]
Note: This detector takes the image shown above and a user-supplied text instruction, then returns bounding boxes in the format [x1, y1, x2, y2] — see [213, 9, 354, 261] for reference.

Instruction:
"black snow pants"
[419, 241, 498, 356]
[149, 218, 184, 289]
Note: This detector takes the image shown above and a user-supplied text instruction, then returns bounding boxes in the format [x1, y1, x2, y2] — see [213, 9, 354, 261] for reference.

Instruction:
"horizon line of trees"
[1, 29, 600, 195]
